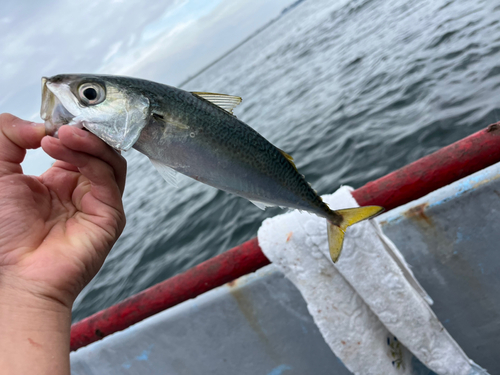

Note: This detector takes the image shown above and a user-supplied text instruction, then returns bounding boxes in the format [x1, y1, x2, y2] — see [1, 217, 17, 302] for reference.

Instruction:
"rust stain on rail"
[403, 203, 432, 226]
[227, 279, 238, 288]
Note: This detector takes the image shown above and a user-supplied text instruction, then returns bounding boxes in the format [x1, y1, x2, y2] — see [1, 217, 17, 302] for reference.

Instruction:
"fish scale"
[40, 74, 383, 262]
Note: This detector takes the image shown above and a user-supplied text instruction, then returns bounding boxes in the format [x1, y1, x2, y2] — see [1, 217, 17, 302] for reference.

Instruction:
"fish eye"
[78, 83, 105, 106]
[83, 87, 97, 100]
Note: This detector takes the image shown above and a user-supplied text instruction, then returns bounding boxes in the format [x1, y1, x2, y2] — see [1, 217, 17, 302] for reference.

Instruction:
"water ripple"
[73, 0, 500, 325]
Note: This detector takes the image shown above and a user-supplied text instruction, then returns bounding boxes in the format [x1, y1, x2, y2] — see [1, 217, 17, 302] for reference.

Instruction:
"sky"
[0, 0, 295, 174]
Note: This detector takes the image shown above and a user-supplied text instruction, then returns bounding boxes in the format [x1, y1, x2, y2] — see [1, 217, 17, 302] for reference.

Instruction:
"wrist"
[0, 285, 72, 330]
[0, 284, 72, 375]
[0, 261, 78, 310]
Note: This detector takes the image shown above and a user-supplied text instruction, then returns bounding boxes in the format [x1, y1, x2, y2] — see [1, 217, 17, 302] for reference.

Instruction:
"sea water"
[73, 0, 500, 321]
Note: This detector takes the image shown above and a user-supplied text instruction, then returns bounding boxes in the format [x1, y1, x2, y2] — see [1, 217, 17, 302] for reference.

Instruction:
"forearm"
[0, 288, 72, 375]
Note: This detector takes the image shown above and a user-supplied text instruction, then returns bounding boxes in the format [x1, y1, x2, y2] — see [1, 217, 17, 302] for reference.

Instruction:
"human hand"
[0, 113, 126, 309]
[0, 113, 126, 374]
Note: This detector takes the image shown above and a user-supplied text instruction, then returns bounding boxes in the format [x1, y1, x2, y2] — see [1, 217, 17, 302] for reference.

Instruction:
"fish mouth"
[41, 77, 82, 137]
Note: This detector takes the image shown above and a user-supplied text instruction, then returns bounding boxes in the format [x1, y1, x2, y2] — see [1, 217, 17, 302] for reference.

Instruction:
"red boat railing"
[70, 122, 500, 351]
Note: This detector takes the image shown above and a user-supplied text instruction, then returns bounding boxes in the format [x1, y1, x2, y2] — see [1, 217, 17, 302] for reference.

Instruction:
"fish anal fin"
[150, 158, 178, 187]
[327, 206, 384, 262]
[192, 92, 242, 115]
[249, 200, 273, 210]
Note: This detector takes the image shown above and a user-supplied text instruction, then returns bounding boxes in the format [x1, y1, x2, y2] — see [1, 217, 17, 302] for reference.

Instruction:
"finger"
[0, 113, 46, 175]
[57, 126, 127, 195]
[41, 137, 126, 254]
[51, 160, 79, 173]
[41, 136, 123, 211]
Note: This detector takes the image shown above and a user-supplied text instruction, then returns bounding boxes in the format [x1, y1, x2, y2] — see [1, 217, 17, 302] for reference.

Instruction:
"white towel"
[257, 186, 488, 375]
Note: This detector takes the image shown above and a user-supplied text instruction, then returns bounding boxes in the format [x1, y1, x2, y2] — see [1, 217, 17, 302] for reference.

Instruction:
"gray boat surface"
[70, 159, 500, 374]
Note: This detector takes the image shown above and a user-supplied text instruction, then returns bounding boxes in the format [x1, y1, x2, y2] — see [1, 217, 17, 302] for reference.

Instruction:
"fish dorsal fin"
[192, 92, 242, 115]
[150, 158, 178, 187]
[279, 149, 298, 170]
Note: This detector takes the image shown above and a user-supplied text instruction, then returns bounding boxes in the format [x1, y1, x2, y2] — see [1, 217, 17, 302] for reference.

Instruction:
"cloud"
[102, 0, 293, 85]
[0, 0, 295, 175]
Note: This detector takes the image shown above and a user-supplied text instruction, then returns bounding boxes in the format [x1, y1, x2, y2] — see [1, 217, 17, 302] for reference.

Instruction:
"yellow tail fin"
[327, 206, 384, 263]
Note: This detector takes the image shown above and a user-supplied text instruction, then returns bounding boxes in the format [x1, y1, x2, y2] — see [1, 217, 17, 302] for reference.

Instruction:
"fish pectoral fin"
[327, 206, 384, 263]
[249, 200, 274, 210]
[152, 112, 190, 130]
[192, 92, 242, 115]
[150, 159, 178, 188]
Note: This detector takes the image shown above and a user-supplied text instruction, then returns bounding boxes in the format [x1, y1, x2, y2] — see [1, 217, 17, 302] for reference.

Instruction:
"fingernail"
[42, 135, 58, 143]
[72, 127, 88, 138]
[31, 122, 47, 136]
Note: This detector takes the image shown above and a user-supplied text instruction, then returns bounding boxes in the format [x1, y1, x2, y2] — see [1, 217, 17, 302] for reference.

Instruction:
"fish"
[40, 74, 383, 262]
